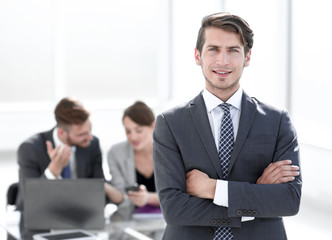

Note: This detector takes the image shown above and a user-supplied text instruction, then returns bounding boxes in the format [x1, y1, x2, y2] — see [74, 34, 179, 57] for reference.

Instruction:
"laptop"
[23, 179, 105, 230]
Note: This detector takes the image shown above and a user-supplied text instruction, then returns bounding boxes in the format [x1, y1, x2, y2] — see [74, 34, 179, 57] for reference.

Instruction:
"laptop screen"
[23, 179, 105, 230]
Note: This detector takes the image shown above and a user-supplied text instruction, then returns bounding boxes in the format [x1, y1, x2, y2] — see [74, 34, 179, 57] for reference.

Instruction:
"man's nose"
[217, 51, 229, 65]
[87, 132, 93, 141]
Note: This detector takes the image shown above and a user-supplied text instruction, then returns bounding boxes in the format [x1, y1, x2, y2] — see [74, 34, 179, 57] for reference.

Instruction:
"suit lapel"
[228, 92, 257, 175]
[189, 93, 223, 178]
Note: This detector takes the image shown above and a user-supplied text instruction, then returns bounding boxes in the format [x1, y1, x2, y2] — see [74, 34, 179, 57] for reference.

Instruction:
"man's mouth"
[213, 70, 232, 76]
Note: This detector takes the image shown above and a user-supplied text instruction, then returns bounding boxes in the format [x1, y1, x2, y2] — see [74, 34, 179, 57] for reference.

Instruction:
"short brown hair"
[122, 101, 155, 126]
[196, 12, 254, 55]
[54, 97, 90, 128]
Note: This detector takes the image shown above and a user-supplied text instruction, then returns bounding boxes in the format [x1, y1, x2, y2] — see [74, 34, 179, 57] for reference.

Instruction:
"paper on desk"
[132, 205, 163, 219]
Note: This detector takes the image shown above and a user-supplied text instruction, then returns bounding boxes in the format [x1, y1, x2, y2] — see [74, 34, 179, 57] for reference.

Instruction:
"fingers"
[272, 165, 300, 183]
[271, 162, 299, 179]
[46, 140, 53, 154]
[186, 169, 199, 178]
[46, 141, 71, 171]
[257, 160, 300, 184]
[263, 160, 292, 175]
[128, 185, 148, 206]
[274, 176, 296, 184]
[138, 184, 147, 191]
[46, 140, 58, 159]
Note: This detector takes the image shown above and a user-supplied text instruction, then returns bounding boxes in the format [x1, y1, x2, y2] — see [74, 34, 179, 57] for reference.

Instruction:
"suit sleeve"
[153, 114, 241, 228]
[107, 144, 136, 214]
[17, 139, 49, 210]
[108, 146, 128, 191]
[227, 110, 302, 218]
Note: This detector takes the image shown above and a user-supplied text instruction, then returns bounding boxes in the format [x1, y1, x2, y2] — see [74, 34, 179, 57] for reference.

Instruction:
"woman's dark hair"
[122, 101, 155, 126]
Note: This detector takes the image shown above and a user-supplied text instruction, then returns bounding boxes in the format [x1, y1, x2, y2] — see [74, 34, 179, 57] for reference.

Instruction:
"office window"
[0, 0, 165, 105]
[63, 0, 159, 101]
[292, 0, 332, 149]
[0, 1, 54, 103]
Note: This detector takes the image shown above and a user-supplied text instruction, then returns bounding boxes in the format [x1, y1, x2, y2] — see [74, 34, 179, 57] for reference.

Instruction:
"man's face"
[195, 27, 251, 101]
[64, 119, 93, 148]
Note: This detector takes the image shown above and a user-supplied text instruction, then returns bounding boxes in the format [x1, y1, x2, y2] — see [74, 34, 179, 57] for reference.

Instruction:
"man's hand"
[257, 160, 300, 184]
[186, 169, 216, 199]
[46, 140, 71, 177]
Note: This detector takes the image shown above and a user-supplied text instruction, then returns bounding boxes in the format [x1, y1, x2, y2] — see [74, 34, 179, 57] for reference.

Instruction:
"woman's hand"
[127, 184, 149, 207]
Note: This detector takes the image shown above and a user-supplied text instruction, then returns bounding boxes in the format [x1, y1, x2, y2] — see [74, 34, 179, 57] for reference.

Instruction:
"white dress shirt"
[203, 87, 254, 221]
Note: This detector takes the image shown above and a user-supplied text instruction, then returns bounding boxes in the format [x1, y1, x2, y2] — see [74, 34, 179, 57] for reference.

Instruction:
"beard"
[66, 135, 91, 148]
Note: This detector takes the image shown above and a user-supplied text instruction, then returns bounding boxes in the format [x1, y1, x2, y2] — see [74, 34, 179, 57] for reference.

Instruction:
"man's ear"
[194, 48, 201, 66]
[244, 49, 251, 67]
[57, 127, 67, 140]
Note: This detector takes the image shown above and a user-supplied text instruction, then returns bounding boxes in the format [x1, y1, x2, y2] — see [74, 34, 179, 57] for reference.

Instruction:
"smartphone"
[125, 183, 139, 192]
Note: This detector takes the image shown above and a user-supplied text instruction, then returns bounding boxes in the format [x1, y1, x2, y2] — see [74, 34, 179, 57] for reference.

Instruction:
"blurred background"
[0, 0, 331, 239]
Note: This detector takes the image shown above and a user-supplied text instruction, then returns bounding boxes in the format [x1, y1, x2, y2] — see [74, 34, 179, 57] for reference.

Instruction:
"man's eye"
[209, 48, 217, 51]
[230, 48, 239, 53]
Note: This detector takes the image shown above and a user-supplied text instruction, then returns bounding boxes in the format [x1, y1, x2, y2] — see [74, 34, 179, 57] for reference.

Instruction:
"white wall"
[0, 0, 170, 152]
[0, 0, 331, 212]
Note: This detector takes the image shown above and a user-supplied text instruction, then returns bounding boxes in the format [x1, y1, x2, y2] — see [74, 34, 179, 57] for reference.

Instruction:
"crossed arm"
[186, 159, 300, 200]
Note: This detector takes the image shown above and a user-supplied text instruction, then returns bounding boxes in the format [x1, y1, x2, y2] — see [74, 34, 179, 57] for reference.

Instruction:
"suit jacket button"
[237, 210, 242, 215]
[241, 209, 247, 215]
[253, 210, 258, 215]
[247, 210, 252, 215]
[211, 219, 217, 225]
[226, 220, 232, 225]
[207, 229, 214, 236]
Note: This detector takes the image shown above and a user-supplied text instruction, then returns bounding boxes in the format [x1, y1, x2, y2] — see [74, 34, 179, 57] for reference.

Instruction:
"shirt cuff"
[242, 217, 255, 221]
[44, 168, 59, 180]
[213, 180, 255, 222]
[213, 179, 228, 207]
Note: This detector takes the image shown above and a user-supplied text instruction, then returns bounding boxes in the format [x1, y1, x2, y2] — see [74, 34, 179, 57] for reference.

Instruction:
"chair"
[6, 182, 18, 211]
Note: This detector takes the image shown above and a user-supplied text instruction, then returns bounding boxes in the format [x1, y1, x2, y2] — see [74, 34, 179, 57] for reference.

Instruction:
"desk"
[2, 208, 165, 240]
[0, 224, 18, 240]
[98, 218, 165, 240]
[1, 210, 21, 240]
[30, 218, 165, 240]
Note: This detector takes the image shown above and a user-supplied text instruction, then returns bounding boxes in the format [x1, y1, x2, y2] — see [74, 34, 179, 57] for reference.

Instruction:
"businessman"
[153, 13, 302, 240]
[17, 97, 122, 240]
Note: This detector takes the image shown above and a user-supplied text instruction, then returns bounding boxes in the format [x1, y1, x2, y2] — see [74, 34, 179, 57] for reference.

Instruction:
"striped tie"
[214, 103, 234, 240]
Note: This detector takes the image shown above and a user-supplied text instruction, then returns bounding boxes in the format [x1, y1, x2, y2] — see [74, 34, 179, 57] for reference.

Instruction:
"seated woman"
[107, 101, 160, 220]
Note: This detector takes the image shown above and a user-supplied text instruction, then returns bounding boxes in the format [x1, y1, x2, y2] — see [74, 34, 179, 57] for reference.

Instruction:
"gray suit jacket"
[153, 91, 302, 240]
[107, 141, 137, 219]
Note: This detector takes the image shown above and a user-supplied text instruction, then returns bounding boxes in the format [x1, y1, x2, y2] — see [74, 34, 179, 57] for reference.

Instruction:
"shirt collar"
[203, 87, 243, 112]
[53, 127, 63, 147]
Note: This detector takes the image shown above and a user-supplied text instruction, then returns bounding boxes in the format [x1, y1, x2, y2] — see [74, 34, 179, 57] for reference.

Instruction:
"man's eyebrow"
[228, 45, 242, 49]
[205, 44, 242, 49]
[205, 44, 219, 48]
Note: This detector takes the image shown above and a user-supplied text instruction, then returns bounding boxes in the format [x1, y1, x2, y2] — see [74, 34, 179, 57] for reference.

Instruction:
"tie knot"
[220, 103, 231, 113]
